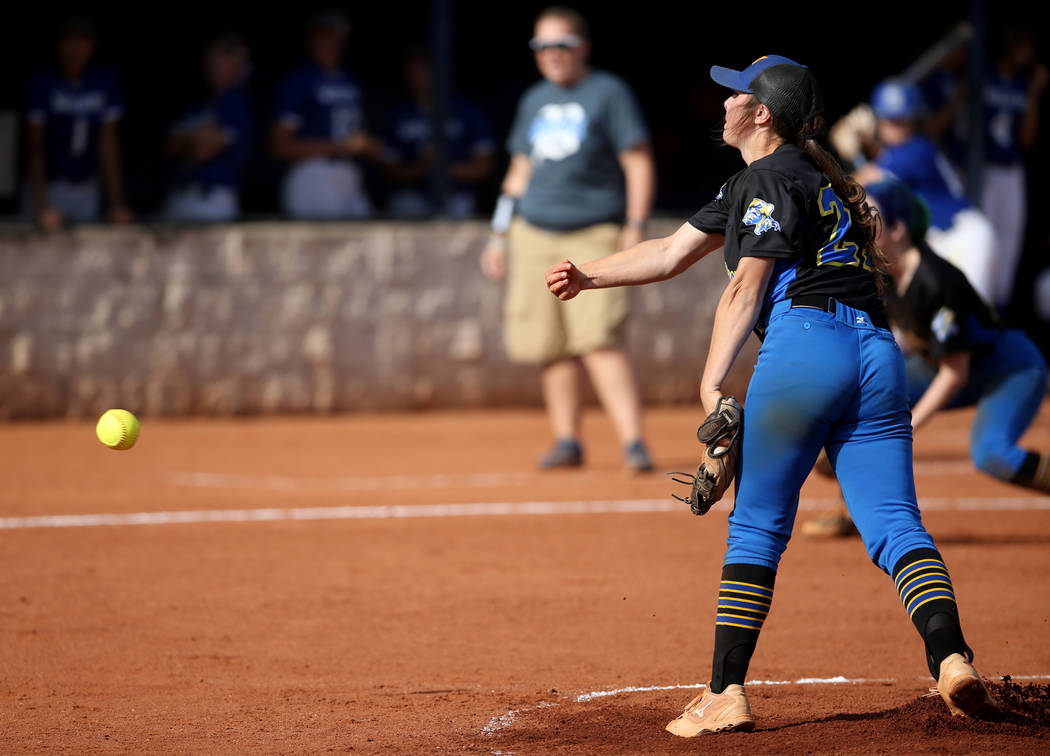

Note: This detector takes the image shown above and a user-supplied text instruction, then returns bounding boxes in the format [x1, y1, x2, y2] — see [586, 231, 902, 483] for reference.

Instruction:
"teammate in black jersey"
[804, 178, 1050, 538]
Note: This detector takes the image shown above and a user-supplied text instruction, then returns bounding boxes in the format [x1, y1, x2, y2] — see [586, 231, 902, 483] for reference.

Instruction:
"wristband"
[491, 193, 518, 234]
[625, 218, 648, 230]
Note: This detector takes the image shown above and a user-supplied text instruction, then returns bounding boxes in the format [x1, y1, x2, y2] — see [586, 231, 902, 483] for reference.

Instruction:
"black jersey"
[884, 242, 1003, 364]
[689, 143, 884, 332]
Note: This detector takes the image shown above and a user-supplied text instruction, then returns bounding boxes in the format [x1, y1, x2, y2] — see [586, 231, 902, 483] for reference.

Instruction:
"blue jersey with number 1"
[983, 70, 1030, 166]
[27, 66, 124, 182]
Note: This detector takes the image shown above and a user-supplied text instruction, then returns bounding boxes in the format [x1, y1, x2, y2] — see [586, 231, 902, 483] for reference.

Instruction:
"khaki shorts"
[504, 218, 629, 364]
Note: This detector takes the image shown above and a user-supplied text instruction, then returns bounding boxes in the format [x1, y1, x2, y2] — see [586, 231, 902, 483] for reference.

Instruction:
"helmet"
[870, 79, 923, 120]
[865, 178, 930, 240]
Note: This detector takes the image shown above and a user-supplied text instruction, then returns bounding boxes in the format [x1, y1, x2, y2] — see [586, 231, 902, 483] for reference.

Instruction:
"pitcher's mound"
[478, 679, 1050, 754]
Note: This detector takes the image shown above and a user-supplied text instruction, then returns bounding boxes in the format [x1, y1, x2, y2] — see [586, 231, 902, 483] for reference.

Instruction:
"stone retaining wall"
[0, 220, 755, 419]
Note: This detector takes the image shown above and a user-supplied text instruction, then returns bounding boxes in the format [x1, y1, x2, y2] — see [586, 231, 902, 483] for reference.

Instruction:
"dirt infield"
[1, 405, 1049, 753]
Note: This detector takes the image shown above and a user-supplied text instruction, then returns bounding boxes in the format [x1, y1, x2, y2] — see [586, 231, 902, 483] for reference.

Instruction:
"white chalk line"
[2, 495, 1049, 531]
[480, 700, 557, 735]
[574, 674, 1050, 702]
[573, 676, 890, 702]
[481, 674, 1050, 735]
[0, 499, 671, 530]
[169, 471, 534, 492]
[169, 461, 976, 494]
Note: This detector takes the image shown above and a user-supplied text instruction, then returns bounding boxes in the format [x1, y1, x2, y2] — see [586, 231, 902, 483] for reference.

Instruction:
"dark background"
[5, 0, 1042, 214]
[1, 1, 1047, 340]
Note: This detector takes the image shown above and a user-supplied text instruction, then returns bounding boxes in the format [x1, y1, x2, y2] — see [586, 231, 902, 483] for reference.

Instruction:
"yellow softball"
[96, 409, 141, 450]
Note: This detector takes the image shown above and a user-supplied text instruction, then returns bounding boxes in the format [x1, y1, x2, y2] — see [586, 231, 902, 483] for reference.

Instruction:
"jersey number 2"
[817, 184, 871, 270]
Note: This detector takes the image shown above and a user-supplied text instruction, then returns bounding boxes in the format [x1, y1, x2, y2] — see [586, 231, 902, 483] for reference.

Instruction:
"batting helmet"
[870, 79, 924, 120]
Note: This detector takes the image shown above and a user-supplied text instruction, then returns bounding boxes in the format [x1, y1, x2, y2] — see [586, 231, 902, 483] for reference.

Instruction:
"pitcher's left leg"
[833, 328, 996, 717]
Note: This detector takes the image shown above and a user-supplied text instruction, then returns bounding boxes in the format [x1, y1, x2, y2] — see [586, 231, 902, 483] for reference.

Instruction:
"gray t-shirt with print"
[507, 70, 649, 232]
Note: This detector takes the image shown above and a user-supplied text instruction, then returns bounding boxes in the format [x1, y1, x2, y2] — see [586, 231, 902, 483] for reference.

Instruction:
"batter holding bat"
[546, 55, 997, 735]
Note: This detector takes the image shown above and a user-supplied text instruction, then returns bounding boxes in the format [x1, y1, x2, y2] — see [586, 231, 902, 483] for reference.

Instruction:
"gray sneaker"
[624, 440, 653, 472]
[539, 439, 583, 468]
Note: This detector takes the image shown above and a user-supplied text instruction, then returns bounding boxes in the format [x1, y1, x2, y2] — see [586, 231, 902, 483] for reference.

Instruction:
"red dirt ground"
[1, 404, 1049, 753]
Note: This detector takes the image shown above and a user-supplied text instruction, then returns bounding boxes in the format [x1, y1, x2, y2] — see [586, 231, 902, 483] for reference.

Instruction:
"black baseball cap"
[710, 55, 824, 130]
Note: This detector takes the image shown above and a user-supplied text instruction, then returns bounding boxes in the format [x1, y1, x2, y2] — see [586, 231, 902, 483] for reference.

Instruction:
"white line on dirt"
[573, 676, 900, 703]
[2, 496, 1049, 531]
[480, 701, 556, 735]
[168, 461, 976, 494]
[0, 499, 673, 530]
[482, 674, 1050, 735]
[575, 673, 1050, 702]
[169, 471, 535, 492]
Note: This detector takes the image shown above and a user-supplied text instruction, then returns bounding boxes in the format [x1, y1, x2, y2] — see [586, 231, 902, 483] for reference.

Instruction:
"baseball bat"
[898, 21, 974, 84]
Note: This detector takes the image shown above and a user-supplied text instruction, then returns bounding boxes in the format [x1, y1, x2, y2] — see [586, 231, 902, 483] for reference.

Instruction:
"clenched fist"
[545, 259, 588, 300]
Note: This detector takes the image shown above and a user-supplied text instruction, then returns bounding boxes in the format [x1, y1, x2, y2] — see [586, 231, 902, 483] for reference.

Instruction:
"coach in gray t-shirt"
[508, 70, 649, 230]
[480, 6, 656, 472]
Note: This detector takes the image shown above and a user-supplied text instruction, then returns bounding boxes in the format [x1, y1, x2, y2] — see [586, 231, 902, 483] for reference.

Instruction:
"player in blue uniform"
[918, 42, 969, 170]
[25, 18, 132, 229]
[804, 179, 1050, 537]
[546, 55, 997, 735]
[980, 28, 1047, 311]
[856, 80, 998, 307]
[270, 10, 382, 219]
[164, 33, 254, 222]
[383, 48, 496, 219]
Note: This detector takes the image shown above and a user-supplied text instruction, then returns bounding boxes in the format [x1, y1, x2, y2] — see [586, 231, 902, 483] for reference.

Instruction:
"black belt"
[789, 295, 888, 329]
[790, 294, 837, 312]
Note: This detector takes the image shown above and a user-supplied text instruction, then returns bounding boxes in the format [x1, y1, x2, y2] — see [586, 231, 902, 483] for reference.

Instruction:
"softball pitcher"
[546, 55, 997, 735]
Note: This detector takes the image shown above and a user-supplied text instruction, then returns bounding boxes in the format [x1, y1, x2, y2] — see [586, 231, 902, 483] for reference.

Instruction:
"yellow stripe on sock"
[894, 559, 946, 590]
[719, 589, 773, 603]
[717, 611, 768, 622]
[718, 596, 772, 609]
[720, 580, 775, 594]
[898, 572, 952, 599]
[907, 592, 957, 618]
[715, 620, 764, 630]
[901, 579, 954, 601]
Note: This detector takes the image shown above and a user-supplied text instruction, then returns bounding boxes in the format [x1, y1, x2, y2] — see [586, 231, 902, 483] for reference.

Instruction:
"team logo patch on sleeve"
[931, 307, 958, 342]
[742, 198, 782, 236]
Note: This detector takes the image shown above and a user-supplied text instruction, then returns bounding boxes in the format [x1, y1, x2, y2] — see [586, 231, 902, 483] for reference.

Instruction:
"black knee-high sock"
[710, 563, 776, 694]
[1012, 452, 1050, 492]
[892, 548, 970, 678]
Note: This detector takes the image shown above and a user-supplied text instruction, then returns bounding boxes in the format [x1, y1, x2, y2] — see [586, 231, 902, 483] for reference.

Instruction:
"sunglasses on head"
[529, 34, 582, 52]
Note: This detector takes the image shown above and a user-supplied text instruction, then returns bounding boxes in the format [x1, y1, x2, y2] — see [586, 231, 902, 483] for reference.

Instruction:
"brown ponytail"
[794, 117, 889, 285]
[726, 97, 889, 288]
